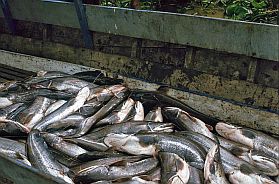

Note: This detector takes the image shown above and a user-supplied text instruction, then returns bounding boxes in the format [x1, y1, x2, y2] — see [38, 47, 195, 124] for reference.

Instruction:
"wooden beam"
[0, 0, 278, 61]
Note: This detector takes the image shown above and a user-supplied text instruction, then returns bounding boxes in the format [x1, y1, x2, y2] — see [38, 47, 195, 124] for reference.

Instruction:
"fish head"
[104, 133, 156, 156]
[163, 107, 182, 119]
[250, 154, 279, 176]
[216, 122, 254, 148]
[108, 85, 126, 96]
[41, 133, 62, 146]
[204, 144, 218, 181]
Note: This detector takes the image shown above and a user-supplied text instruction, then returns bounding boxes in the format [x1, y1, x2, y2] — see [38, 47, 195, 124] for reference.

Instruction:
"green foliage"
[224, 0, 277, 23]
[99, 0, 277, 24]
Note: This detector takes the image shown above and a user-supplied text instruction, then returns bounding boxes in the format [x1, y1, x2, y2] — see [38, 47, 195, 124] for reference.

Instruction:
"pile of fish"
[0, 70, 278, 184]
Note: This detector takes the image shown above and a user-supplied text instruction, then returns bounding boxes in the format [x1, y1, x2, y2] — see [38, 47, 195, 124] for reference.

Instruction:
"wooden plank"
[0, 49, 278, 135]
[0, 0, 278, 61]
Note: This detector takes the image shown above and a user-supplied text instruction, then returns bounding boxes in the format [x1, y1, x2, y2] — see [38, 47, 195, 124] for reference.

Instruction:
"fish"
[72, 89, 130, 137]
[45, 100, 67, 116]
[87, 85, 127, 101]
[0, 137, 26, 155]
[69, 121, 174, 152]
[104, 133, 206, 169]
[216, 122, 279, 161]
[187, 166, 204, 184]
[0, 148, 31, 166]
[130, 90, 220, 126]
[33, 87, 90, 131]
[79, 98, 106, 117]
[217, 136, 250, 156]
[45, 114, 85, 136]
[27, 130, 74, 183]
[97, 98, 135, 126]
[159, 152, 190, 184]
[176, 131, 260, 174]
[238, 151, 279, 176]
[132, 101, 145, 121]
[6, 102, 30, 121]
[74, 157, 158, 183]
[19, 97, 52, 129]
[42, 133, 88, 158]
[163, 107, 215, 140]
[1, 88, 74, 106]
[0, 118, 30, 136]
[204, 144, 230, 184]
[0, 102, 24, 119]
[77, 151, 126, 162]
[38, 77, 96, 94]
[24, 71, 69, 85]
[144, 107, 163, 122]
[228, 169, 277, 184]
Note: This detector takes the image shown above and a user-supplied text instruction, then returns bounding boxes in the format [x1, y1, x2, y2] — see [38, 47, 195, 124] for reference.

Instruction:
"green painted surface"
[0, 0, 278, 61]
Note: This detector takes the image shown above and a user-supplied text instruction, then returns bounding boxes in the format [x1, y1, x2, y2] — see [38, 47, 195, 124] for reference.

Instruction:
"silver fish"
[0, 103, 24, 119]
[228, 170, 277, 184]
[79, 98, 105, 117]
[104, 133, 206, 169]
[204, 144, 230, 184]
[238, 151, 279, 176]
[159, 152, 190, 184]
[132, 101, 145, 121]
[39, 77, 95, 94]
[163, 107, 215, 140]
[97, 98, 135, 126]
[188, 166, 204, 184]
[216, 122, 279, 161]
[45, 100, 67, 116]
[42, 133, 87, 158]
[0, 148, 31, 166]
[74, 157, 158, 183]
[87, 85, 127, 101]
[0, 137, 26, 156]
[0, 118, 30, 136]
[144, 107, 163, 122]
[20, 97, 52, 129]
[33, 87, 90, 131]
[218, 136, 250, 156]
[177, 131, 260, 175]
[27, 130, 73, 183]
[46, 114, 84, 131]
[72, 89, 130, 137]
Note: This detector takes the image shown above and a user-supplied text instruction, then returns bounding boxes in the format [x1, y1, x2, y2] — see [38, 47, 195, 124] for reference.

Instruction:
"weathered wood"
[0, 49, 278, 134]
[0, 34, 278, 113]
[0, 0, 278, 61]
